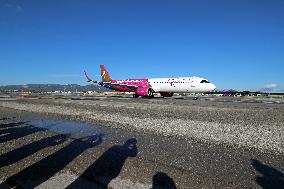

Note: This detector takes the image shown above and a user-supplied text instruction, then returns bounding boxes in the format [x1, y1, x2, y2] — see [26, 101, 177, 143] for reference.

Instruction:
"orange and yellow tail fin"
[100, 64, 112, 82]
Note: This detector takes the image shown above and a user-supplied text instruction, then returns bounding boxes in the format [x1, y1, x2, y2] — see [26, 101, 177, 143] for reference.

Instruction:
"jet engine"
[136, 87, 154, 97]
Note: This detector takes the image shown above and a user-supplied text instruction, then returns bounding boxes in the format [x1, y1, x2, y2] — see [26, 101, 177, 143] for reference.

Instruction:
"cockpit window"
[200, 80, 210, 83]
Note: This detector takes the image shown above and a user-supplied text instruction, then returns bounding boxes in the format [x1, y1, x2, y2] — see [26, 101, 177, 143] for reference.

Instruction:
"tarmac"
[0, 96, 283, 188]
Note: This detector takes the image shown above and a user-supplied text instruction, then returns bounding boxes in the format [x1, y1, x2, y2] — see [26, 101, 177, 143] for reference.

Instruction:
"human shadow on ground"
[66, 138, 138, 189]
[152, 172, 177, 189]
[0, 124, 45, 144]
[251, 159, 284, 189]
[0, 134, 103, 188]
[0, 134, 68, 168]
[0, 117, 16, 121]
[0, 122, 25, 129]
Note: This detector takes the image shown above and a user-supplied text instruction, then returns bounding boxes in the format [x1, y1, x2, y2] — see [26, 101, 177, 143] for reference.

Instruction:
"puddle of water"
[233, 100, 241, 103]
[0, 98, 16, 101]
[262, 101, 274, 104]
[27, 119, 104, 139]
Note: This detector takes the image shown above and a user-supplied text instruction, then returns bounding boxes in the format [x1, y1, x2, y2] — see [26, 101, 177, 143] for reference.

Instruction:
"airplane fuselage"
[101, 77, 216, 95]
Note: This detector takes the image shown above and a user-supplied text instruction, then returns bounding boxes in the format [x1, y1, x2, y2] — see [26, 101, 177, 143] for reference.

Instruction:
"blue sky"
[0, 0, 283, 91]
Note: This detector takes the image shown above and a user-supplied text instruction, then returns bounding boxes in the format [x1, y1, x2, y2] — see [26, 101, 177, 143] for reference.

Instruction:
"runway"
[1, 96, 283, 153]
[0, 97, 283, 188]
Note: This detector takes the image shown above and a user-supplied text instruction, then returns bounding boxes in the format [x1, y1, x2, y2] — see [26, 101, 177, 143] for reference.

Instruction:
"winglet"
[84, 70, 97, 83]
[84, 70, 92, 82]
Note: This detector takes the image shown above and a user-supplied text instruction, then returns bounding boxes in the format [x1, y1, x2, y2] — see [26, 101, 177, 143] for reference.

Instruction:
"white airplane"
[85, 65, 216, 98]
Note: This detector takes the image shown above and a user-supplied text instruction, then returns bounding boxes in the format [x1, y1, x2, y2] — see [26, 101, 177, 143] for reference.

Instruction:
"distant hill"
[0, 84, 112, 93]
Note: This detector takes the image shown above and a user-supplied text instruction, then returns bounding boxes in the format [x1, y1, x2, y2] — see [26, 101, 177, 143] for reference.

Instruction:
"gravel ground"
[0, 98, 283, 154]
[1, 100, 284, 189]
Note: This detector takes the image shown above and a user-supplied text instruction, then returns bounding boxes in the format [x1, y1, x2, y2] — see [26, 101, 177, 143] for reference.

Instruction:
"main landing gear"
[147, 88, 155, 98]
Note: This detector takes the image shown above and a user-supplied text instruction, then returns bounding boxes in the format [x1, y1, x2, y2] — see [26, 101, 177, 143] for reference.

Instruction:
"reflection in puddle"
[0, 98, 16, 101]
[28, 119, 104, 139]
[262, 101, 274, 104]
